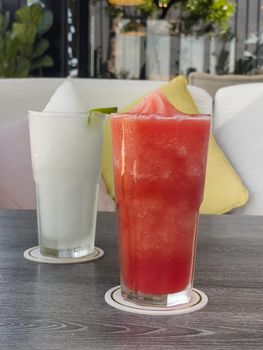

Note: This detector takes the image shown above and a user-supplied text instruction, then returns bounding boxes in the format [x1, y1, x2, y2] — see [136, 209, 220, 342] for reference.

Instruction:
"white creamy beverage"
[29, 81, 104, 257]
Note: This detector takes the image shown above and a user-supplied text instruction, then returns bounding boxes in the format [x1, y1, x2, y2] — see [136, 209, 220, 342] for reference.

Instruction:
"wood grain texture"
[0, 210, 262, 350]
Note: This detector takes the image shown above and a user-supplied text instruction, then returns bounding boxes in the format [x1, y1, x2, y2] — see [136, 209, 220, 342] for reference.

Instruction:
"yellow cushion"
[201, 137, 248, 214]
[101, 76, 249, 214]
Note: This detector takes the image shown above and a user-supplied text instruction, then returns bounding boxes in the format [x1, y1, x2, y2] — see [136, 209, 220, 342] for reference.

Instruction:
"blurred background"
[1, 0, 263, 80]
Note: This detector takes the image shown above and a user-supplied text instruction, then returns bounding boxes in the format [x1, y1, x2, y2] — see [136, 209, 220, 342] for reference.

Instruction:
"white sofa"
[214, 83, 263, 215]
[0, 78, 212, 211]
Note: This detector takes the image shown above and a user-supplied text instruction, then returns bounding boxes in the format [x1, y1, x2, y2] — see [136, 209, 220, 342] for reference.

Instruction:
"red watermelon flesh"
[129, 89, 183, 115]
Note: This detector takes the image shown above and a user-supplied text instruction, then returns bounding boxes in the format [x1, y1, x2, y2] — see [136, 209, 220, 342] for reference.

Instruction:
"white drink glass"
[28, 111, 104, 258]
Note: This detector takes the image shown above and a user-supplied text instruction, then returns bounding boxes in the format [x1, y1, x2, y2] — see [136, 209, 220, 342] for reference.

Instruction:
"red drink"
[111, 113, 210, 306]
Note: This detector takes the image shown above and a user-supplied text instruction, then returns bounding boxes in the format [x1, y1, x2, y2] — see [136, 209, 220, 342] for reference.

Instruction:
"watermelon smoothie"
[111, 112, 210, 306]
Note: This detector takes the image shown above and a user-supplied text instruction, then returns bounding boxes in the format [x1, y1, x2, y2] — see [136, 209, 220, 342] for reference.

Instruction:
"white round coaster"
[105, 285, 208, 315]
[24, 246, 104, 264]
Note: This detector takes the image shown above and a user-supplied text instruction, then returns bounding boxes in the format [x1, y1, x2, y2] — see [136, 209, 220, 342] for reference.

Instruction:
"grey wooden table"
[0, 210, 262, 350]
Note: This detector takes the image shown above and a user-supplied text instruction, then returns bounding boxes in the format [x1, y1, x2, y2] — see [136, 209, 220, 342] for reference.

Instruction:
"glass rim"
[28, 110, 89, 118]
[109, 112, 211, 120]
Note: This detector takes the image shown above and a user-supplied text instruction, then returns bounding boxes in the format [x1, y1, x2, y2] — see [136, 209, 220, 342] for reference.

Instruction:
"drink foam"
[43, 80, 86, 113]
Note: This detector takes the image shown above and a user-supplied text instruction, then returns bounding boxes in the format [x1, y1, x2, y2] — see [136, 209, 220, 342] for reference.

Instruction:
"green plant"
[106, 0, 235, 36]
[183, 0, 235, 35]
[0, 3, 53, 77]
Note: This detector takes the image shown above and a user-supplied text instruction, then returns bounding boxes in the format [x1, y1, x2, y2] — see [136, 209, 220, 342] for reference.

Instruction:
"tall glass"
[111, 113, 211, 306]
[29, 111, 104, 258]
